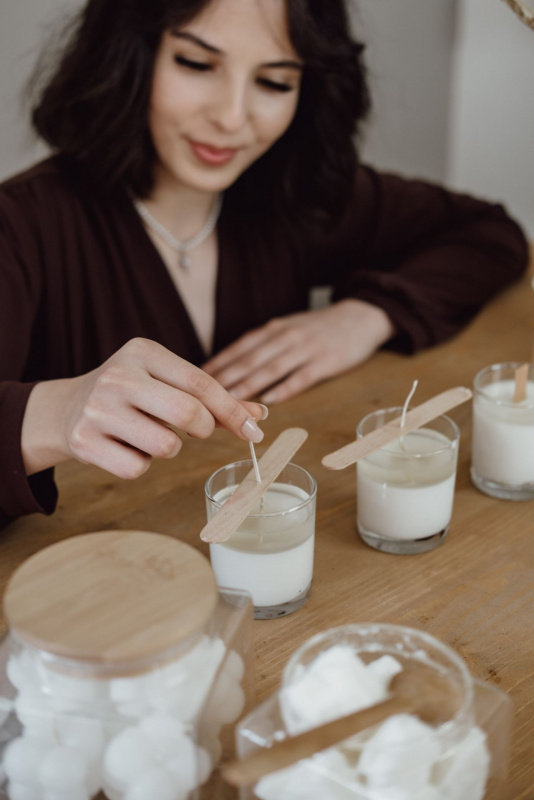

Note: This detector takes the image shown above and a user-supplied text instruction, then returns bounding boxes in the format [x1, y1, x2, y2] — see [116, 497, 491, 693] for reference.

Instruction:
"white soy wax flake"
[103, 727, 156, 789]
[281, 645, 392, 735]
[3, 735, 49, 782]
[367, 654, 403, 684]
[56, 715, 106, 763]
[6, 784, 42, 800]
[358, 714, 440, 794]
[435, 726, 489, 800]
[123, 766, 184, 800]
[109, 675, 148, 706]
[195, 745, 212, 785]
[138, 713, 189, 761]
[255, 759, 357, 800]
[37, 745, 89, 792]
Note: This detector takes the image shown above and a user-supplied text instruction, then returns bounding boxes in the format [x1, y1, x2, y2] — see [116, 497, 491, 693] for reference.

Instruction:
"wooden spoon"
[222, 661, 463, 788]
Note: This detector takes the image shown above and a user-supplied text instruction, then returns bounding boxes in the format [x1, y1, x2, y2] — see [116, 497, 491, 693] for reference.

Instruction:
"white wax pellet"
[436, 726, 490, 800]
[109, 676, 148, 705]
[37, 745, 89, 792]
[42, 790, 90, 800]
[358, 714, 440, 793]
[163, 736, 198, 794]
[221, 649, 245, 683]
[3, 736, 49, 782]
[7, 652, 40, 691]
[6, 783, 41, 800]
[116, 701, 153, 719]
[103, 727, 156, 789]
[123, 766, 184, 800]
[43, 672, 108, 713]
[200, 735, 222, 767]
[0, 696, 13, 726]
[14, 687, 55, 740]
[206, 673, 245, 725]
[138, 714, 188, 761]
[56, 716, 106, 763]
[195, 745, 212, 785]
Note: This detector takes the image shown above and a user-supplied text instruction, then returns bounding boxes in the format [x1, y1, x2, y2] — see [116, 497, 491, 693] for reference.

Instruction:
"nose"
[208, 77, 250, 133]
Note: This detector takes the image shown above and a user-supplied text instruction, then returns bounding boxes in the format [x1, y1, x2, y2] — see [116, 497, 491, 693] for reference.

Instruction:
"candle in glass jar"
[356, 410, 459, 554]
[472, 376, 534, 489]
[205, 463, 316, 618]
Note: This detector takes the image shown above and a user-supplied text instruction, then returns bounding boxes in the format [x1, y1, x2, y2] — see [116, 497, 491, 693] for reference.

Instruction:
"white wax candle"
[472, 379, 534, 485]
[209, 483, 315, 607]
[357, 429, 457, 541]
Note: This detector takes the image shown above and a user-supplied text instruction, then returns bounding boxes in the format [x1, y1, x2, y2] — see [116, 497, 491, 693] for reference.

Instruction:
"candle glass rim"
[474, 362, 534, 409]
[357, 407, 460, 459]
[204, 460, 317, 519]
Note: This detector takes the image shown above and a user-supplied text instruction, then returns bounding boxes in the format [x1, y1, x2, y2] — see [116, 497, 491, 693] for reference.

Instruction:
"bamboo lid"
[3, 530, 218, 666]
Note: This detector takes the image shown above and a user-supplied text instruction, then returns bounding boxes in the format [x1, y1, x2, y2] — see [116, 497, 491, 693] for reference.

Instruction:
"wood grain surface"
[1, 254, 533, 798]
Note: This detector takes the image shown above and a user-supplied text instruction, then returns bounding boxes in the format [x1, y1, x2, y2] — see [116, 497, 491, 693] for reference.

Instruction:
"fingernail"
[257, 403, 269, 421]
[261, 392, 276, 404]
[241, 417, 264, 443]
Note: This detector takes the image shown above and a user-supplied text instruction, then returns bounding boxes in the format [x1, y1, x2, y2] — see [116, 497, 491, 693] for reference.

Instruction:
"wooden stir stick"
[513, 363, 529, 403]
[222, 661, 463, 788]
[322, 386, 472, 471]
[200, 428, 308, 544]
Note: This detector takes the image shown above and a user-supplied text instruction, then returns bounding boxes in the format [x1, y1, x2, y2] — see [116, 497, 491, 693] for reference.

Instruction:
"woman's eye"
[257, 78, 294, 93]
[174, 55, 212, 72]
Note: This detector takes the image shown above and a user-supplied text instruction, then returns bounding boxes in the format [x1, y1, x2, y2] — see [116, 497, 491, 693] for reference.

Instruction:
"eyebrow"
[170, 31, 303, 70]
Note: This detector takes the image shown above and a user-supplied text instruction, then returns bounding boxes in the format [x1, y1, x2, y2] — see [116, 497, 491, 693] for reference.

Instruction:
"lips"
[189, 140, 238, 166]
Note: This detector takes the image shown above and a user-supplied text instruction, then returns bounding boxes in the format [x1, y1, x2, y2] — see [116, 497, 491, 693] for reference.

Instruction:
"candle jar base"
[470, 467, 534, 501]
[357, 522, 449, 554]
[253, 583, 311, 620]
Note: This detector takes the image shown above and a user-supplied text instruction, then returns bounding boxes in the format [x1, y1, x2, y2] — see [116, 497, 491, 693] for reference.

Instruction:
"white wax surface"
[357, 429, 457, 541]
[209, 483, 314, 607]
[472, 379, 534, 485]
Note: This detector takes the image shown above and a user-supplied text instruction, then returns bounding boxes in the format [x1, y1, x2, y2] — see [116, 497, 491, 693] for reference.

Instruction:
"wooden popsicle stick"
[222, 663, 461, 788]
[200, 428, 309, 544]
[322, 386, 472, 471]
[513, 363, 529, 403]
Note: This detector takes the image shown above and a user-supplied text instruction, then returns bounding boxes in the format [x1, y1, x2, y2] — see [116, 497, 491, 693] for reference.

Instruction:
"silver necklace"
[134, 193, 223, 270]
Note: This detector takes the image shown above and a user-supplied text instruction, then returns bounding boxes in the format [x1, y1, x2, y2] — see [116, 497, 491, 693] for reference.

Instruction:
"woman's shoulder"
[0, 156, 79, 210]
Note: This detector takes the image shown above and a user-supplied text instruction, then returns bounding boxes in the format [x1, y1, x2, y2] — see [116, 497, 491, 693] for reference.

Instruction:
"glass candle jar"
[356, 409, 460, 554]
[205, 461, 317, 620]
[471, 362, 534, 500]
[235, 624, 512, 800]
[0, 530, 253, 800]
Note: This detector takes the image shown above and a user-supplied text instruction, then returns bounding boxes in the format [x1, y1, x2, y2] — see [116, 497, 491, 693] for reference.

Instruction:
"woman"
[0, 0, 528, 529]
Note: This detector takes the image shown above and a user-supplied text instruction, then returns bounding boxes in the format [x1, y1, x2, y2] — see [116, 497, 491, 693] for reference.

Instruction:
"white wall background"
[0, 0, 533, 237]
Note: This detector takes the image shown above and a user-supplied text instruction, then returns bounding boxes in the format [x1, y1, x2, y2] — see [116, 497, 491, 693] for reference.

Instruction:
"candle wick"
[401, 380, 419, 429]
[400, 380, 419, 449]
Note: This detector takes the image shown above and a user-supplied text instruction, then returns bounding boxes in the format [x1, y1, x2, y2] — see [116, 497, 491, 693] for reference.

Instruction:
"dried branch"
[501, 0, 534, 29]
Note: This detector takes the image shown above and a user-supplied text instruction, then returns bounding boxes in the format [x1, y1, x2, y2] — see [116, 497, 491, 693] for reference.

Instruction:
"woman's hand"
[21, 338, 266, 478]
[203, 300, 395, 403]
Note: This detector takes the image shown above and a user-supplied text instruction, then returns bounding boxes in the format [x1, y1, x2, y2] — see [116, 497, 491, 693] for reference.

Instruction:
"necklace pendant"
[180, 252, 191, 270]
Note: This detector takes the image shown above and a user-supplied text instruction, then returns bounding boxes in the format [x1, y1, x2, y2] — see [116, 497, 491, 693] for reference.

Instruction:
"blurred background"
[1, 0, 533, 237]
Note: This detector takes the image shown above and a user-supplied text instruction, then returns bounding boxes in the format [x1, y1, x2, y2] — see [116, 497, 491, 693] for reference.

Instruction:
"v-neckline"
[126, 197, 225, 362]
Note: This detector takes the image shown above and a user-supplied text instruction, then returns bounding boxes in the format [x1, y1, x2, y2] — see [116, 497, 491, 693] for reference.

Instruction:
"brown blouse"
[0, 158, 528, 529]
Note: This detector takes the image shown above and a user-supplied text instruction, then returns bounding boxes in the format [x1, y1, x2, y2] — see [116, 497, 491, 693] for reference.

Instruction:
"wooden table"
[1, 261, 533, 798]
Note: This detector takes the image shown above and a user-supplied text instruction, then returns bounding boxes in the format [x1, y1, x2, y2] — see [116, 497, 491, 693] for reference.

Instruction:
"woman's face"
[149, 0, 302, 195]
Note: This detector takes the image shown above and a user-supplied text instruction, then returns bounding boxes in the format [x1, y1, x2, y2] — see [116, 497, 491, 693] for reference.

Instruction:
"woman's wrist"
[337, 298, 396, 348]
[21, 379, 77, 475]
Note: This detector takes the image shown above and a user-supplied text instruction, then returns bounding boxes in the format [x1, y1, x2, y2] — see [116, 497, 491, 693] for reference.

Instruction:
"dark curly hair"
[31, 0, 370, 228]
